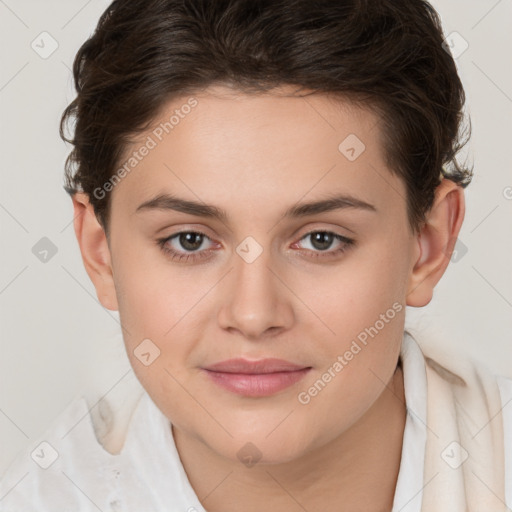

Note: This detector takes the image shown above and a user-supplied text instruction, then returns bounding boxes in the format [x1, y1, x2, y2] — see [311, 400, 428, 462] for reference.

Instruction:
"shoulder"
[403, 330, 512, 508]
[0, 395, 121, 511]
[0, 390, 193, 512]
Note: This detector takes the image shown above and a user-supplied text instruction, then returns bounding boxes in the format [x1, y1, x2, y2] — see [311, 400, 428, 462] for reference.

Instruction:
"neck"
[172, 363, 406, 512]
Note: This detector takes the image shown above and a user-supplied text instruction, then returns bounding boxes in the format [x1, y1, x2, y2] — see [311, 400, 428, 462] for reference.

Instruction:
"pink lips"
[201, 358, 311, 397]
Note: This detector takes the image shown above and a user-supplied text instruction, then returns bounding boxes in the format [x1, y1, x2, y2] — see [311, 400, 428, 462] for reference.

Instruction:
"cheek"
[113, 254, 215, 388]
[300, 239, 407, 403]
[296, 289, 405, 445]
[113, 247, 191, 333]
[316, 239, 408, 335]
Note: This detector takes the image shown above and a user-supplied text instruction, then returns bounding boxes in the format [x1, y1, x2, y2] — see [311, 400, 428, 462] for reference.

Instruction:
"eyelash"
[156, 230, 355, 263]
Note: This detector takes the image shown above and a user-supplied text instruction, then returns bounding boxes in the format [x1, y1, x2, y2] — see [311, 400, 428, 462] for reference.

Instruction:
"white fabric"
[391, 329, 428, 512]
[422, 338, 507, 511]
[0, 331, 511, 511]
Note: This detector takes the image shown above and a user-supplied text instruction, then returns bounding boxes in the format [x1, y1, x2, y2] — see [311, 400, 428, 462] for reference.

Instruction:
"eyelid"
[154, 222, 218, 238]
[298, 229, 352, 243]
[164, 230, 218, 250]
[291, 230, 354, 252]
[295, 223, 353, 240]
[156, 230, 218, 263]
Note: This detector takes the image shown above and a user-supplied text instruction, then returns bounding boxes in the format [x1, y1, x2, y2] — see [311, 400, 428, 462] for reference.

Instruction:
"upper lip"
[203, 358, 310, 374]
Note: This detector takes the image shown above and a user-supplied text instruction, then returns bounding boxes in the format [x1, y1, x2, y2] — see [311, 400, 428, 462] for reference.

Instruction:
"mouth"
[201, 358, 312, 397]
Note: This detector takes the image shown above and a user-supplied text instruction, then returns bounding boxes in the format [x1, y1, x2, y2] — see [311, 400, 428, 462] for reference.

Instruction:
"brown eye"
[157, 230, 216, 263]
[294, 231, 355, 259]
[178, 232, 204, 251]
[309, 232, 335, 251]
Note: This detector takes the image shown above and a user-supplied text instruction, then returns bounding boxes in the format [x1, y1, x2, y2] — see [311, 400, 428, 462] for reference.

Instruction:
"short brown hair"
[60, 0, 472, 234]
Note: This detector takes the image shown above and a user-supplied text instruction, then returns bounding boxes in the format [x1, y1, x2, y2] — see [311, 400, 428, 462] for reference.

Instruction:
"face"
[106, 84, 418, 464]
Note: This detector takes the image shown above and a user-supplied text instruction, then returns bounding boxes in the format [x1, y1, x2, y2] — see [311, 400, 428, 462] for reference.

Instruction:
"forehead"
[110, 84, 406, 222]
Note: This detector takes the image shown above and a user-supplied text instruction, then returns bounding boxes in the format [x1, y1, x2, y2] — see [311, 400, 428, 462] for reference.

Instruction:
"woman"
[1, 0, 510, 510]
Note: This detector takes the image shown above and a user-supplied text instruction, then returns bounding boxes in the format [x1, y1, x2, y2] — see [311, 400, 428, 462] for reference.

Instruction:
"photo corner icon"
[338, 134, 365, 162]
[442, 31, 469, 59]
[134, 338, 161, 366]
[237, 442, 262, 468]
[32, 237, 58, 263]
[30, 441, 59, 469]
[31, 31, 59, 60]
[441, 441, 468, 469]
[449, 237, 468, 263]
[236, 236, 263, 264]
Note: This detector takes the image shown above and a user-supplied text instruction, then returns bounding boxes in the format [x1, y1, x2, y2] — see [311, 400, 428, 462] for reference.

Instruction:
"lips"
[204, 358, 308, 374]
[201, 358, 311, 397]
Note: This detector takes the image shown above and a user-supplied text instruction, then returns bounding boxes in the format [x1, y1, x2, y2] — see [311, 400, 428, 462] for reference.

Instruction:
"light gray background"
[0, 0, 511, 475]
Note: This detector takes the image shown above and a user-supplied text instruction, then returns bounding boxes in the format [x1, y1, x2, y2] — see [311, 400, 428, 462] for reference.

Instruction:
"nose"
[217, 244, 294, 340]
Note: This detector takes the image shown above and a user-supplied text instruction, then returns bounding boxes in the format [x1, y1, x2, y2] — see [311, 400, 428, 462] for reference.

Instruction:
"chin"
[204, 427, 314, 467]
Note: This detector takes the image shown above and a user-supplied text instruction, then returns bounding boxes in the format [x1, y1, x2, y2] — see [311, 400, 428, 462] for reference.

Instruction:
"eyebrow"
[135, 192, 377, 222]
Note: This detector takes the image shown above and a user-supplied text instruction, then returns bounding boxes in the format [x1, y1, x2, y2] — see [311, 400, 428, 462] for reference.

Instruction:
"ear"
[71, 192, 119, 311]
[406, 178, 465, 307]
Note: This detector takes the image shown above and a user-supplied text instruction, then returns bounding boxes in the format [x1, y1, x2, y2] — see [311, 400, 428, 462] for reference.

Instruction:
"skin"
[72, 84, 465, 511]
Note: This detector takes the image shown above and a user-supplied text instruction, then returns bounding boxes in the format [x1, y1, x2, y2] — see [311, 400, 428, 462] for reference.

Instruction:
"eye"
[292, 231, 355, 259]
[157, 231, 217, 263]
[157, 229, 355, 264]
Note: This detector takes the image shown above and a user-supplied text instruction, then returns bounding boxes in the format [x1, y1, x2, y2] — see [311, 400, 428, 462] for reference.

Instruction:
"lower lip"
[202, 368, 311, 397]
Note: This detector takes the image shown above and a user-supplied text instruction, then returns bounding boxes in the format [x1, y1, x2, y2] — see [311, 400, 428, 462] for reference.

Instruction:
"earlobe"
[72, 193, 119, 311]
[406, 179, 465, 307]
